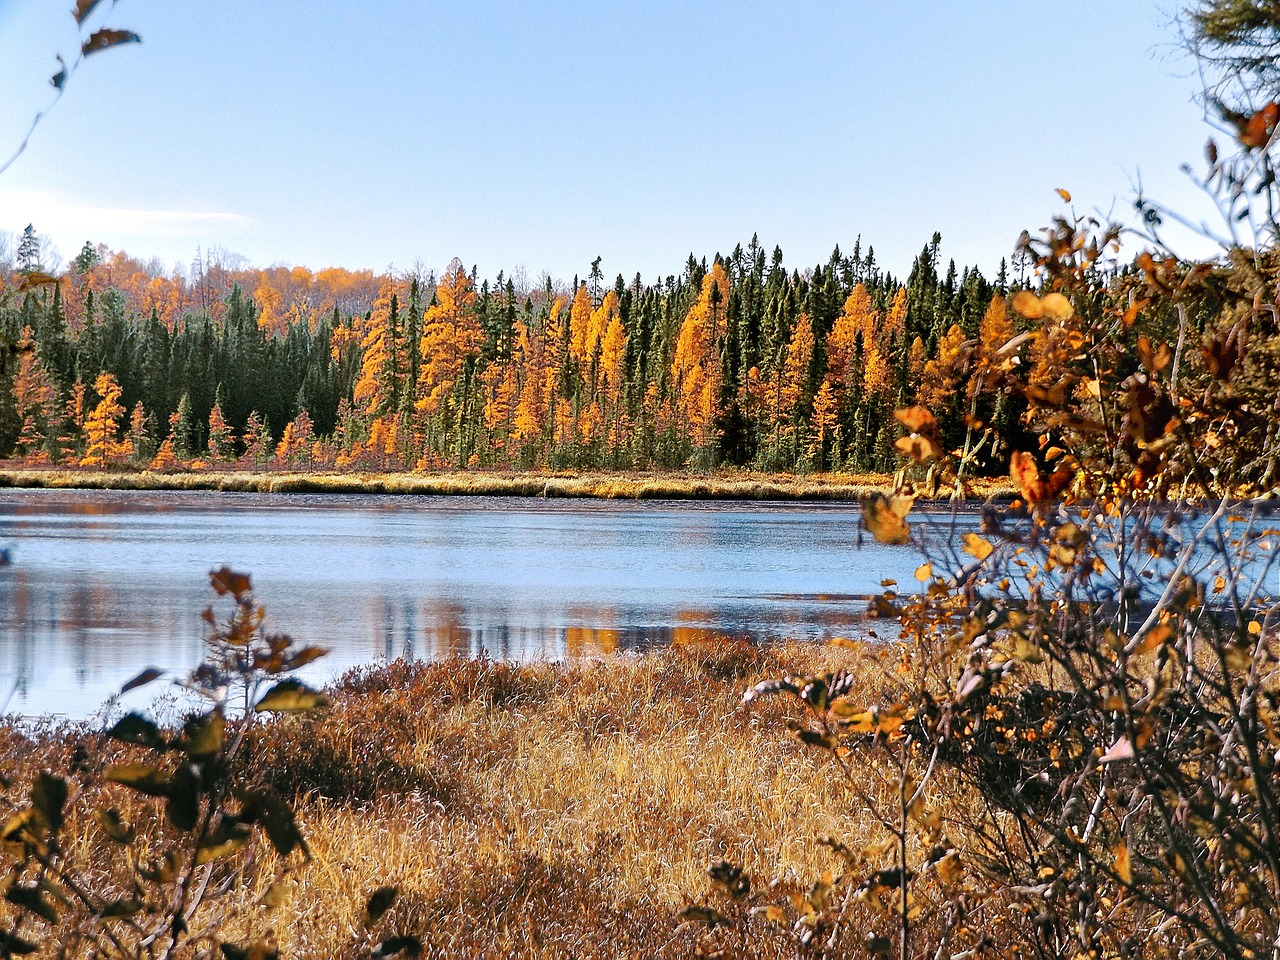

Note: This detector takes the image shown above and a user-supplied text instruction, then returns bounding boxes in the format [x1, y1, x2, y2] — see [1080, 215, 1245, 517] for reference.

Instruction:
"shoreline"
[0, 467, 1014, 501]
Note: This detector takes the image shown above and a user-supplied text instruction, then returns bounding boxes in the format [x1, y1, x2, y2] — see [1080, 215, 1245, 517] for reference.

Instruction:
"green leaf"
[32, 772, 67, 834]
[197, 817, 251, 864]
[255, 680, 330, 713]
[108, 713, 168, 750]
[81, 28, 141, 58]
[182, 710, 225, 758]
[365, 886, 398, 925]
[167, 763, 200, 832]
[105, 764, 170, 797]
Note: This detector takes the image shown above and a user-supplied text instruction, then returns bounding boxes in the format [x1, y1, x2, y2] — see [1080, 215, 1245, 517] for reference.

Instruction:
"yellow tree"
[567, 282, 593, 365]
[416, 260, 483, 417]
[512, 298, 565, 454]
[776, 312, 815, 454]
[826, 283, 876, 392]
[81, 372, 129, 468]
[671, 262, 730, 447]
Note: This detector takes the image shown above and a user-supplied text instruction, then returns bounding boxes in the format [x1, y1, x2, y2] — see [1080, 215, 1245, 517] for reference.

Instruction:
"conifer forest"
[0, 230, 1043, 477]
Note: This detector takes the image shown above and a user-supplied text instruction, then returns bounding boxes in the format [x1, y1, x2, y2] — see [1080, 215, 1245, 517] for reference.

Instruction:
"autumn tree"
[207, 400, 236, 463]
[671, 262, 730, 451]
[11, 326, 57, 462]
[81, 372, 129, 468]
[416, 260, 483, 465]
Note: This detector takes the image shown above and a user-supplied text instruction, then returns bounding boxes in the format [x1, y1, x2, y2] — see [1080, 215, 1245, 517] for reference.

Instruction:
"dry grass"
[0, 641, 943, 958]
[0, 466, 1014, 501]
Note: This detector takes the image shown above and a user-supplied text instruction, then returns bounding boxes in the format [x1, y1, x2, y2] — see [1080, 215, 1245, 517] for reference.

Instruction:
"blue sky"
[0, 0, 1221, 285]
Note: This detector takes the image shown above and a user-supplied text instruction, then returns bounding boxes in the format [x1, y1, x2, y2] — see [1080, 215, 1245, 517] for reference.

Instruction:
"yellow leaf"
[914, 563, 932, 582]
[936, 853, 963, 885]
[1039, 292, 1074, 321]
[1249, 620, 1263, 636]
[894, 405, 937, 433]
[1134, 623, 1173, 656]
[1114, 841, 1132, 884]
[962, 532, 993, 561]
[860, 493, 910, 546]
[1011, 290, 1043, 319]
[1056, 187, 1072, 203]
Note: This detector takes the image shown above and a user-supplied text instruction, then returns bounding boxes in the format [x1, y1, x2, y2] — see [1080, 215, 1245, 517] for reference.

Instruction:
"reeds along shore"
[0, 467, 1014, 501]
[0, 641, 932, 959]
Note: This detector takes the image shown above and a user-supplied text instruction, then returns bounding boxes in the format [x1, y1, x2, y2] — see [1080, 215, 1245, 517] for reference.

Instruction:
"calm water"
[0, 489, 962, 719]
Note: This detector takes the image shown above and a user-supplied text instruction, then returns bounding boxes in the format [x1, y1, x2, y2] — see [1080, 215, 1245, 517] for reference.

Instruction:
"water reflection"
[0, 489, 951, 719]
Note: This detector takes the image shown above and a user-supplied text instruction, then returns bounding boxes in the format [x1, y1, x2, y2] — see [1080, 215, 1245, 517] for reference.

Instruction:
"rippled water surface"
[0, 489, 976, 718]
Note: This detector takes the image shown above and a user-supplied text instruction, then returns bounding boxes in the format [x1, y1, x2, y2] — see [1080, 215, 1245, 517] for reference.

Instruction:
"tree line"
[0, 228, 1143, 475]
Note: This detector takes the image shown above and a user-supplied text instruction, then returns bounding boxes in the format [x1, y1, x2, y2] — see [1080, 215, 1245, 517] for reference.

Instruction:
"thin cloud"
[0, 189, 255, 241]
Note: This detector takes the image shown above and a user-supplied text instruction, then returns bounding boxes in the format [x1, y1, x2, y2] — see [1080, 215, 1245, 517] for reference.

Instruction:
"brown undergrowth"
[0, 639, 954, 959]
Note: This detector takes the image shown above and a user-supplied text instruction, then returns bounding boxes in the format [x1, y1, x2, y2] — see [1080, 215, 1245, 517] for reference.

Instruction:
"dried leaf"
[94, 808, 134, 844]
[1099, 736, 1135, 764]
[1114, 841, 1132, 884]
[73, 0, 106, 25]
[210, 567, 252, 599]
[108, 713, 168, 750]
[1039, 292, 1074, 321]
[32, 773, 67, 835]
[81, 28, 141, 58]
[120, 667, 163, 694]
[105, 764, 171, 797]
[860, 493, 911, 546]
[1056, 188, 1072, 203]
[1011, 290, 1043, 319]
[894, 405, 937, 433]
[962, 532, 993, 561]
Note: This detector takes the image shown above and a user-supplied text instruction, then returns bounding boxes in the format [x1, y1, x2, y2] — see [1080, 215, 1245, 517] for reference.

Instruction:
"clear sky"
[0, 0, 1223, 286]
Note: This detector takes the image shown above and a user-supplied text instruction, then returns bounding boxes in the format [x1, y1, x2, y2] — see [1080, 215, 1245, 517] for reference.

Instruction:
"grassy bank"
[0, 642, 979, 959]
[0, 466, 1013, 501]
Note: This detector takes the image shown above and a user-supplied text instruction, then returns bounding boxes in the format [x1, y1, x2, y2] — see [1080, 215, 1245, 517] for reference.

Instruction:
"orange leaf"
[1056, 188, 1072, 203]
[1011, 291, 1042, 319]
[894, 434, 937, 464]
[894, 406, 937, 433]
[1010, 451, 1043, 503]
[962, 533, 993, 561]
[860, 493, 911, 546]
[1114, 841, 1132, 884]
[1039, 292, 1073, 321]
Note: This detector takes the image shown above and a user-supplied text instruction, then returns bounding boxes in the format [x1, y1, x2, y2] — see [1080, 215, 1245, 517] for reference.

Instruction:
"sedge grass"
[0, 640, 984, 958]
[0, 466, 1014, 501]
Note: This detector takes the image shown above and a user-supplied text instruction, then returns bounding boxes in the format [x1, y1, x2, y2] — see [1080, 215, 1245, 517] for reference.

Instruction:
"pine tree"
[170, 392, 195, 460]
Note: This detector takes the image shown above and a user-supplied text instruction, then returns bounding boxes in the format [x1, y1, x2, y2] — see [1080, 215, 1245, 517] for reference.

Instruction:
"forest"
[0, 227, 1054, 478]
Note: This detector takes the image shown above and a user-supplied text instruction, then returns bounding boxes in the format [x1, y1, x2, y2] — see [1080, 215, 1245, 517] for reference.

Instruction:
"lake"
[0, 489, 966, 719]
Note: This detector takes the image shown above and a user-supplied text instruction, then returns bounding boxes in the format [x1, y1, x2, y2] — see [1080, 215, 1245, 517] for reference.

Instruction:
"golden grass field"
[0, 466, 1014, 501]
[0, 641, 967, 959]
